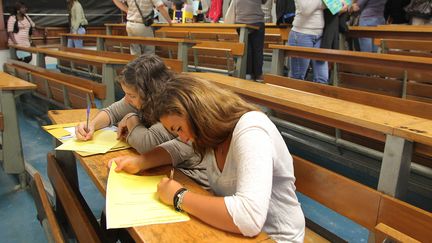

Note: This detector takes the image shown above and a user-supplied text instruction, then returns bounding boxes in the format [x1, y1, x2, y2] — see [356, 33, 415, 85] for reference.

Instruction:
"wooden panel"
[382, 39, 432, 52]
[30, 173, 65, 243]
[377, 194, 432, 242]
[338, 73, 402, 97]
[194, 41, 244, 56]
[30, 73, 49, 96]
[47, 153, 104, 243]
[408, 71, 432, 84]
[375, 223, 421, 243]
[407, 81, 432, 102]
[3, 63, 15, 75]
[293, 156, 381, 230]
[338, 63, 405, 79]
[15, 68, 30, 81]
[8, 60, 106, 100]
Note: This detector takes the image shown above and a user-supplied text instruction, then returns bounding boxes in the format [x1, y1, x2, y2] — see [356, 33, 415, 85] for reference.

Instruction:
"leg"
[250, 22, 265, 80]
[359, 17, 385, 52]
[74, 27, 86, 48]
[287, 31, 313, 80]
[140, 26, 155, 55]
[126, 22, 142, 56]
[311, 35, 329, 84]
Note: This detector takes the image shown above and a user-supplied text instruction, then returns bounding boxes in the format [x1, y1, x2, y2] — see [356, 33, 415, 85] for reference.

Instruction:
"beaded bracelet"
[173, 188, 188, 212]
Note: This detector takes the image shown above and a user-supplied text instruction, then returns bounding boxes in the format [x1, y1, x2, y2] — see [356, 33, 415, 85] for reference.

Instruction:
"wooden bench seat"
[270, 44, 432, 103]
[5, 60, 106, 109]
[58, 47, 183, 74]
[294, 155, 432, 242]
[380, 39, 432, 58]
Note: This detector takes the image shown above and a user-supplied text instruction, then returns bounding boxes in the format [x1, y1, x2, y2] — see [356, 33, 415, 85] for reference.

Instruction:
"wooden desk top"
[59, 33, 197, 45]
[269, 44, 432, 73]
[0, 72, 36, 91]
[347, 26, 432, 40]
[152, 23, 260, 30]
[47, 109, 272, 242]
[191, 72, 432, 146]
[10, 45, 129, 65]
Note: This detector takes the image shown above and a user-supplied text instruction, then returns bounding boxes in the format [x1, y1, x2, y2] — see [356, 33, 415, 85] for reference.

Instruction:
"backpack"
[13, 15, 33, 36]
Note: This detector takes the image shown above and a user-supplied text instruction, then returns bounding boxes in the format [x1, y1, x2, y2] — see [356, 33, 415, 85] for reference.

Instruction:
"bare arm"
[75, 110, 111, 140]
[112, 0, 129, 13]
[156, 4, 174, 23]
[109, 146, 173, 173]
[157, 178, 241, 233]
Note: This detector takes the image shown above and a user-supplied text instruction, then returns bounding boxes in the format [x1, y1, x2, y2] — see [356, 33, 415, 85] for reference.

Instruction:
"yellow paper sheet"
[42, 122, 79, 130]
[106, 164, 189, 229]
[45, 128, 71, 138]
[55, 129, 119, 154]
[76, 140, 131, 157]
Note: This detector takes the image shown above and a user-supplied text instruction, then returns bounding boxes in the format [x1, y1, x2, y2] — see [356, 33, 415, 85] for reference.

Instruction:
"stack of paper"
[42, 124, 130, 156]
[106, 164, 190, 229]
[323, 0, 352, 15]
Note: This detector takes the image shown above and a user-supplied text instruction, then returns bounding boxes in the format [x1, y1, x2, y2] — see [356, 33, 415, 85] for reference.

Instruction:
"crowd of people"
[6, 0, 432, 242]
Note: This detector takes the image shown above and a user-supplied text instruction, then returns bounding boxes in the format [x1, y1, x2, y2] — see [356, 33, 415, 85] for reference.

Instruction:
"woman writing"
[110, 74, 305, 242]
[75, 55, 208, 187]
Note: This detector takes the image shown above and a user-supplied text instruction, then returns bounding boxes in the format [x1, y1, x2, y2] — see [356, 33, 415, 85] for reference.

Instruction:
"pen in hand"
[85, 103, 90, 132]
[170, 168, 174, 180]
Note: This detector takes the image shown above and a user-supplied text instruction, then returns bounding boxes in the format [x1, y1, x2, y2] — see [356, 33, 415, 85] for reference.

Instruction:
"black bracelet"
[173, 188, 188, 212]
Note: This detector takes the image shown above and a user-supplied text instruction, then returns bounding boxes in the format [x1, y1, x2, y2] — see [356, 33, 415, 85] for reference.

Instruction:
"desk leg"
[60, 36, 67, 47]
[177, 43, 188, 72]
[36, 53, 46, 68]
[96, 38, 106, 51]
[0, 90, 26, 187]
[377, 135, 413, 198]
[271, 49, 284, 76]
[235, 27, 249, 79]
[101, 64, 117, 107]
[106, 26, 112, 35]
[9, 46, 18, 60]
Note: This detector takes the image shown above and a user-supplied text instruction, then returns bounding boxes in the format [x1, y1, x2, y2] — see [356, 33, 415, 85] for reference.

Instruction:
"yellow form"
[55, 129, 119, 154]
[106, 164, 189, 229]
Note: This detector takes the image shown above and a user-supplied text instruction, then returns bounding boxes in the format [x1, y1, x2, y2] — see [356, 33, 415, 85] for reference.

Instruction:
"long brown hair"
[118, 54, 174, 126]
[153, 74, 258, 157]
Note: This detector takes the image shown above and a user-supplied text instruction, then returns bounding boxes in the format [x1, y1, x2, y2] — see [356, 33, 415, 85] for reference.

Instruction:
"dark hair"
[14, 1, 26, 14]
[118, 54, 174, 127]
[153, 74, 258, 157]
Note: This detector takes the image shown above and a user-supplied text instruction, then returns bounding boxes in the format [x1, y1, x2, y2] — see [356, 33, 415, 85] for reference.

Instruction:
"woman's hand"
[107, 155, 145, 174]
[117, 113, 139, 140]
[157, 177, 184, 205]
[75, 122, 95, 141]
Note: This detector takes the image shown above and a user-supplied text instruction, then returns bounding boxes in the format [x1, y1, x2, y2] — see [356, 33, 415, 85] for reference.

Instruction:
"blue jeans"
[67, 26, 86, 48]
[287, 30, 328, 84]
[359, 17, 385, 52]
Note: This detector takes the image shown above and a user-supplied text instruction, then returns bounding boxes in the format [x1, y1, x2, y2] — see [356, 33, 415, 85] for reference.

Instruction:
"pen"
[170, 168, 174, 180]
[85, 103, 90, 132]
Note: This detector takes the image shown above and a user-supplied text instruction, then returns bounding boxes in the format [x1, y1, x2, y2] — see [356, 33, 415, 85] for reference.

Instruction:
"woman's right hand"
[107, 155, 145, 174]
[75, 122, 95, 141]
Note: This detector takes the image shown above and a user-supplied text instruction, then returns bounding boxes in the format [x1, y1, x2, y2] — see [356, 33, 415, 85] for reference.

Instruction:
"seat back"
[30, 173, 65, 243]
[47, 153, 104, 243]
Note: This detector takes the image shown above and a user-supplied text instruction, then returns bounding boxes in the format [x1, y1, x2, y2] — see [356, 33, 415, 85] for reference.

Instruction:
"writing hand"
[75, 122, 95, 141]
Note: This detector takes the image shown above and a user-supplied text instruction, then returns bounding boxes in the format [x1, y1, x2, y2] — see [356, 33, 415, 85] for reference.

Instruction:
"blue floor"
[0, 92, 368, 242]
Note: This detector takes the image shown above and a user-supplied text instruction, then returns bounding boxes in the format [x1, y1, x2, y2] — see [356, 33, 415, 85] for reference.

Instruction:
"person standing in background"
[7, 1, 35, 63]
[351, 0, 386, 52]
[261, 0, 273, 23]
[207, 0, 222, 22]
[385, 0, 410, 24]
[67, 0, 87, 48]
[404, 0, 432, 25]
[235, 0, 267, 82]
[288, 0, 328, 84]
[112, 0, 174, 55]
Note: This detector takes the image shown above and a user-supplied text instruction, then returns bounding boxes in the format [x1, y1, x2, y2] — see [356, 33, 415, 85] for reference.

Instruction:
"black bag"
[133, 0, 155, 26]
[404, 0, 432, 18]
[13, 14, 33, 36]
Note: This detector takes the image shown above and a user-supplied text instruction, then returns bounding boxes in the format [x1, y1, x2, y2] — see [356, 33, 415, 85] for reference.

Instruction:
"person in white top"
[109, 74, 305, 242]
[112, 0, 174, 55]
